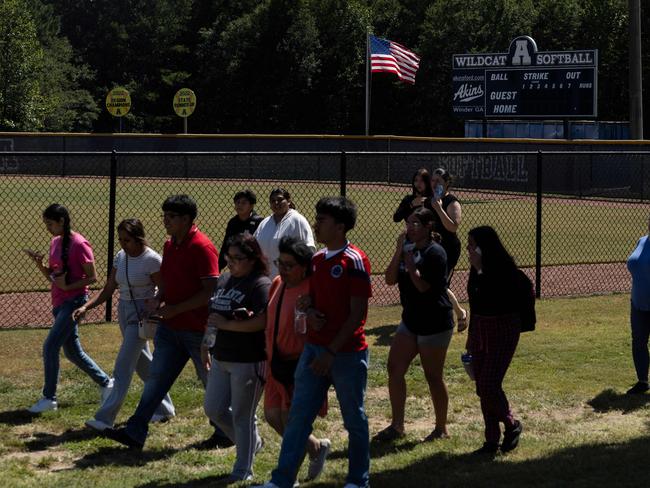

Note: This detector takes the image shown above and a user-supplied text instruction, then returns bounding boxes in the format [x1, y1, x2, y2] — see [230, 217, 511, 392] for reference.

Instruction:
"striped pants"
[468, 314, 520, 444]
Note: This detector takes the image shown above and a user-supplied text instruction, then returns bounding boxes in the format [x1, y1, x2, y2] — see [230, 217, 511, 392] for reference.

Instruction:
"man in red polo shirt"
[256, 196, 372, 488]
[106, 194, 230, 449]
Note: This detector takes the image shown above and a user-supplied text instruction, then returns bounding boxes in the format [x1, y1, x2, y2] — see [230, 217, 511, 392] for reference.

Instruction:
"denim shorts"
[397, 322, 453, 348]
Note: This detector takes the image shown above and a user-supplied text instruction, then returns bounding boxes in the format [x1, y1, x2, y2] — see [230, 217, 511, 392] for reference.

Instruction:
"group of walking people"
[24, 167, 541, 487]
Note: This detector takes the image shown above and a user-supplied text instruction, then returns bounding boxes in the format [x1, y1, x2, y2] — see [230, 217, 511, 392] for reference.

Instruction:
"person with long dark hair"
[376, 208, 454, 442]
[202, 233, 272, 483]
[73, 219, 175, 431]
[24, 204, 112, 413]
[254, 188, 315, 278]
[466, 226, 532, 455]
[393, 168, 434, 223]
[431, 168, 468, 331]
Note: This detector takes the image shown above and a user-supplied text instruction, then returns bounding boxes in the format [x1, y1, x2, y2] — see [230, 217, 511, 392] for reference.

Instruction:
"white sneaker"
[100, 378, 114, 404]
[151, 412, 175, 423]
[307, 438, 331, 480]
[28, 397, 57, 413]
[85, 418, 112, 431]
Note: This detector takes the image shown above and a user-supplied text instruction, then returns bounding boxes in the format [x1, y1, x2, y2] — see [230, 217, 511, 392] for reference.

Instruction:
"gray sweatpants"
[94, 299, 175, 426]
[204, 358, 265, 480]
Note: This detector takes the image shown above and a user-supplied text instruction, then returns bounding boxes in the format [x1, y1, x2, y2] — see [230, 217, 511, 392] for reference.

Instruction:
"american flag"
[369, 35, 421, 84]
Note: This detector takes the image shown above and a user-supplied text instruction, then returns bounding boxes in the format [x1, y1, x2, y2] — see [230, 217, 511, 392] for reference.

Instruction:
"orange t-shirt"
[265, 276, 309, 360]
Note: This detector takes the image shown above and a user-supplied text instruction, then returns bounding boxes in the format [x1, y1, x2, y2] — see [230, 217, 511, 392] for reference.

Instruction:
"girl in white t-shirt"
[73, 219, 175, 431]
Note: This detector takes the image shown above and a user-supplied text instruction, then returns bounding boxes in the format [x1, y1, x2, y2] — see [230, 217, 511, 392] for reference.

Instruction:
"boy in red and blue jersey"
[257, 196, 372, 488]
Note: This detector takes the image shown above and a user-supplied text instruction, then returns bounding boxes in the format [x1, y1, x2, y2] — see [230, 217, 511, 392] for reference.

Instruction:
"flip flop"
[373, 425, 405, 442]
[457, 310, 468, 332]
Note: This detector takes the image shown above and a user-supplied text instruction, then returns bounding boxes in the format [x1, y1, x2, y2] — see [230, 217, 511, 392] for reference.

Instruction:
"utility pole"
[629, 0, 643, 139]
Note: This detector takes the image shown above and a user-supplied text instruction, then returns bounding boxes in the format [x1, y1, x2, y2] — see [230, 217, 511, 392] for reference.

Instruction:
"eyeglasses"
[225, 253, 249, 263]
[406, 221, 423, 228]
[162, 212, 183, 220]
[273, 258, 297, 270]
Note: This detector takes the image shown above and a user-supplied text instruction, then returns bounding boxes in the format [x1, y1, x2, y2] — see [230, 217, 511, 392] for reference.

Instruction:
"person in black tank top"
[431, 168, 468, 331]
[393, 168, 434, 223]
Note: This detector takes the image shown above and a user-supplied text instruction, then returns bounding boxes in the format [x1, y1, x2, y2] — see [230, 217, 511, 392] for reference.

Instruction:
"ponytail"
[61, 217, 71, 277]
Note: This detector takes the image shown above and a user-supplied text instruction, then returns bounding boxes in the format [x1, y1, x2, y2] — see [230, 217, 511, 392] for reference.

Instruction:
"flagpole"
[365, 32, 371, 136]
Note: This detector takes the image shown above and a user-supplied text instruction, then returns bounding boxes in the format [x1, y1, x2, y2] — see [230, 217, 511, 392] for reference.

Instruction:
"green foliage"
[0, 0, 45, 130]
[195, 0, 369, 132]
[2, 0, 647, 134]
[27, 0, 99, 131]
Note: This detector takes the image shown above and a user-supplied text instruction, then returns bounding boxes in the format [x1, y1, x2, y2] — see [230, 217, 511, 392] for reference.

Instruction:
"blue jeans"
[124, 323, 212, 445]
[43, 294, 110, 400]
[631, 303, 650, 383]
[271, 343, 370, 488]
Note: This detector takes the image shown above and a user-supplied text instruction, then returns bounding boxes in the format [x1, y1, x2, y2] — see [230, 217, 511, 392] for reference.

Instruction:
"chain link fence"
[2, 150, 649, 328]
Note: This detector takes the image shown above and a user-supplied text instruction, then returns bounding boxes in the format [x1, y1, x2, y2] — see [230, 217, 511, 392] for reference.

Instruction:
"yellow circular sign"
[173, 88, 197, 118]
[106, 87, 131, 117]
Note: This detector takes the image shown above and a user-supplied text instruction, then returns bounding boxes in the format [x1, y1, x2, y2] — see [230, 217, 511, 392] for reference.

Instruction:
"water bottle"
[461, 352, 475, 380]
[208, 295, 218, 312]
[203, 326, 217, 348]
[294, 307, 307, 334]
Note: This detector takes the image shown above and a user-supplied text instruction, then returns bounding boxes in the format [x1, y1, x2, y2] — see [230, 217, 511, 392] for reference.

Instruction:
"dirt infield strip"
[0, 262, 630, 329]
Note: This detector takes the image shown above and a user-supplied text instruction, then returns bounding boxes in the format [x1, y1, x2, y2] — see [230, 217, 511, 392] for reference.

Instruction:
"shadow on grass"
[587, 388, 650, 414]
[366, 435, 650, 487]
[72, 445, 178, 470]
[187, 437, 236, 452]
[25, 427, 99, 450]
[0, 409, 39, 425]
[365, 323, 397, 347]
[325, 438, 421, 463]
[135, 474, 232, 487]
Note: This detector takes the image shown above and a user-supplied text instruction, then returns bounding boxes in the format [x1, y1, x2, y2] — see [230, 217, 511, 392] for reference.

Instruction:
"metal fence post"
[340, 151, 347, 197]
[535, 150, 542, 299]
[105, 150, 118, 322]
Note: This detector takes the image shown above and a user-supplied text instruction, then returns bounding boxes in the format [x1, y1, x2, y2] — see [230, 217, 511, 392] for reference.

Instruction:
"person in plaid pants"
[466, 226, 532, 456]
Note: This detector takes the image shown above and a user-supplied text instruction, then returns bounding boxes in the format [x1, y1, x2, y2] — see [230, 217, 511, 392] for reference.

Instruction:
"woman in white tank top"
[73, 218, 175, 431]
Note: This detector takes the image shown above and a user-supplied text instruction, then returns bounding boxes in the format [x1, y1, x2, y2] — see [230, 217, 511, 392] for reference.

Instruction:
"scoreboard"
[484, 67, 596, 117]
[452, 36, 598, 119]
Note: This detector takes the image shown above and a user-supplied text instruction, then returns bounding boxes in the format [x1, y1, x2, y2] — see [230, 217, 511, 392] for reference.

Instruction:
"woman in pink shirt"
[24, 204, 112, 413]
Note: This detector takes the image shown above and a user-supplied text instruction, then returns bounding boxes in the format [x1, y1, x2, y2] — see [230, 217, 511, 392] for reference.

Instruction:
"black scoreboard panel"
[484, 67, 596, 118]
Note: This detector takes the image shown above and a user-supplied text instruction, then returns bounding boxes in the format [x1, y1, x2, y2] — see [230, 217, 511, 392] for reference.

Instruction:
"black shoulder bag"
[518, 270, 537, 332]
[270, 284, 299, 388]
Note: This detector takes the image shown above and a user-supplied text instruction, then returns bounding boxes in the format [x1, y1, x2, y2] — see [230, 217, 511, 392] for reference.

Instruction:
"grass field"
[2, 175, 648, 294]
[0, 294, 649, 487]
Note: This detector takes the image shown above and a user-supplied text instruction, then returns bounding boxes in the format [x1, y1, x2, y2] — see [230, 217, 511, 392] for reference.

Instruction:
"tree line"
[0, 0, 647, 136]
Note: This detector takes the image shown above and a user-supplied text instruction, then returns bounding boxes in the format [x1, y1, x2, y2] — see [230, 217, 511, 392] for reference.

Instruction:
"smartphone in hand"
[231, 308, 251, 320]
[24, 249, 44, 260]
